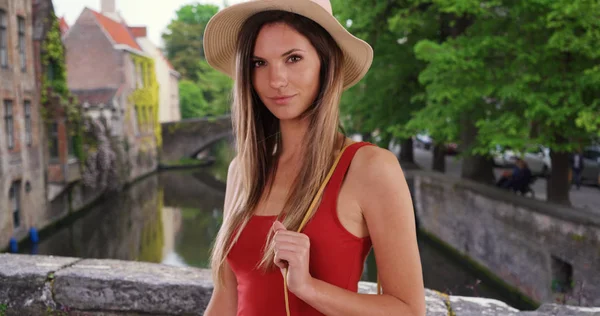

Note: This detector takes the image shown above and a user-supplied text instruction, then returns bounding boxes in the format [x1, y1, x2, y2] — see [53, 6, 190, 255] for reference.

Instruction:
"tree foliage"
[331, 0, 433, 148]
[163, 4, 231, 119]
[331, 0, 600, 204]
[162, 4, 219, 81]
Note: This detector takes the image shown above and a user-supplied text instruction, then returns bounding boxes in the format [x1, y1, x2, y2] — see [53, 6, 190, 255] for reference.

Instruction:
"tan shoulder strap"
[283, 143, 381, 316]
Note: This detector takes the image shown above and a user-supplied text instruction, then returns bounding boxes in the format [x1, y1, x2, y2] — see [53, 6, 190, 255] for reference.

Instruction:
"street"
[411, 147, 600, 213]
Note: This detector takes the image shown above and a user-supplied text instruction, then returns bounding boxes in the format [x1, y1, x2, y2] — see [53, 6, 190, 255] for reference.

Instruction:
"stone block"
[0, 254, 80, 314]
[531, 304, 600, 316]
[53, 258, 213, 315]
[449, 295, 520, 315]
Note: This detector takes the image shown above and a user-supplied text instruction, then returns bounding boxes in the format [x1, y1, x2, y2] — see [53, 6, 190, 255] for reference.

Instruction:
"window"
[67, 126, 75, 158]
[48, 122, 59, 159]
[18, 16, 26, 72]
[140, 106, 146, 133]
[9, 181, 22, 229]
[134, 106, 140, 135]
[145, 106, 151, 132]
[24, 100, 32, 146]
[136, 64, 143, 88]
[0, 9, 7, 67]
[4, 100, 14, 149]
[148, 107, 153, 130]
[46, 61, 55, 81]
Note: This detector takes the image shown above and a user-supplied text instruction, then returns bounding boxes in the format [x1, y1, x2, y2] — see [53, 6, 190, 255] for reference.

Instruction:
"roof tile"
[90, 10, 142, 51]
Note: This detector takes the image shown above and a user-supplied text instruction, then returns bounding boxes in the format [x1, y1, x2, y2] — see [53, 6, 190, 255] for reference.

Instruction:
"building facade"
[64, 0, 158, 182]
[0, 0, 46, 247]
[32, 0, 82, 206]
[134, 30, 181, 123]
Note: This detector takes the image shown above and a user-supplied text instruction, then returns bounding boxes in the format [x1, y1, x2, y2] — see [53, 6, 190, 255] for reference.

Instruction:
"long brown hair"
[210, 10, 345, 286]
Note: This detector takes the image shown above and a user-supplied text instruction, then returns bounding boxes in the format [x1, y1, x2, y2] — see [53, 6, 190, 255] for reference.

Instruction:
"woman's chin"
[268, 108, 306, 122]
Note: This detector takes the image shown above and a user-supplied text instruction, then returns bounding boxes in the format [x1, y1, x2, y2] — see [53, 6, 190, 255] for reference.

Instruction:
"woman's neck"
[278, 117, 309, 163]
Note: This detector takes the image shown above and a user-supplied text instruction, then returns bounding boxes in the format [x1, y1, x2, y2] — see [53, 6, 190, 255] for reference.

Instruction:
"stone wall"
[0, 254, 598, 316]
[410, 170, 600, 307]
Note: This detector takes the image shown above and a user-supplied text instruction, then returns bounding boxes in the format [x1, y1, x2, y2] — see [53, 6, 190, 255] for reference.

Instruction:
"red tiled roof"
[59, 17, 69, 35]
[90, 9, 142, 51]
[129, 26, 147, 38]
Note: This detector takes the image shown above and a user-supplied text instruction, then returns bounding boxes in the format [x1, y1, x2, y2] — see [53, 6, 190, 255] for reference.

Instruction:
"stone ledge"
[405, 170, 600, 227]
[1, 254, 599, 315]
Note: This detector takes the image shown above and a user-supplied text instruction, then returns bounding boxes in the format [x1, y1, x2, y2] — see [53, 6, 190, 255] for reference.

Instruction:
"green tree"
[164, 4, 232, 119]
[179, 61, 232, 119]
[197, 59, 232, 116]
[411, 0, 600, 204]
[162, 4, 219, 81]
[331, 0, 434, 166]
[179, 80, 208, 119]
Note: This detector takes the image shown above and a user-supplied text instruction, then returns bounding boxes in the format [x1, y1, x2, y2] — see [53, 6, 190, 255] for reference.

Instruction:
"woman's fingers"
[274, 231, 310, 247]
[274, 249, 302, 269]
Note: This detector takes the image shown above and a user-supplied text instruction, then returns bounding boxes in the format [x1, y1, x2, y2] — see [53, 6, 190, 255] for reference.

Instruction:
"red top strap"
[326, 141, 375, 196]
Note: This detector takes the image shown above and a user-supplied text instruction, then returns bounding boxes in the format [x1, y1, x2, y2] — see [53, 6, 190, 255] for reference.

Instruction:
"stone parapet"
[1, 254, 598, 315]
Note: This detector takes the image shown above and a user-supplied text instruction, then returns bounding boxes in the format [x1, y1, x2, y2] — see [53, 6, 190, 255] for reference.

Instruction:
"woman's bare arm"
[295, 147, 426, 316]
[204, 158, 240, 316]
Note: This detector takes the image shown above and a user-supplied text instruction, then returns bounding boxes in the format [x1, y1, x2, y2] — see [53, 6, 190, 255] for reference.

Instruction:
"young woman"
[203, 1, 425, 315]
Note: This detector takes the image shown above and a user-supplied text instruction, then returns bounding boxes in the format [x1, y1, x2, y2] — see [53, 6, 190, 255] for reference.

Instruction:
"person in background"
[570, 148, 585, 190]
[496, 158, 532, 194]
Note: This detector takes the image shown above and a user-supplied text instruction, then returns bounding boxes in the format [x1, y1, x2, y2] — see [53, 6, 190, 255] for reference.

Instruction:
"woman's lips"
[270, 95, 296, 105]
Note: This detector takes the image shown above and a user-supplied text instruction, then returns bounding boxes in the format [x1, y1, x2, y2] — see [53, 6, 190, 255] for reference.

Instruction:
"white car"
[581, 146, 600, 186]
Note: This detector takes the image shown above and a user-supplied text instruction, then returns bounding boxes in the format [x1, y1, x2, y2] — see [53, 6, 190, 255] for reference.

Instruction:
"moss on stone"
[569, 233, 585, 242]
[418, 228, 540, 310]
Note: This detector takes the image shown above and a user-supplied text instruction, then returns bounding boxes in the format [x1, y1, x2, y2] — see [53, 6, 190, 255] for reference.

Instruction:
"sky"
[53, 0, 244, 47]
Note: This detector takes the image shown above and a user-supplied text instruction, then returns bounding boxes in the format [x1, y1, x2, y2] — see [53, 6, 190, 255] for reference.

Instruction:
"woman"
[203, 1, 425, 315]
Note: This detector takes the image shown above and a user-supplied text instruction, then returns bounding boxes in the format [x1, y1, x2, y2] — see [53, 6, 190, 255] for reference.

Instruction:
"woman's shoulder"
[351, 143, 400, 173]
[347, 143, 405, 194]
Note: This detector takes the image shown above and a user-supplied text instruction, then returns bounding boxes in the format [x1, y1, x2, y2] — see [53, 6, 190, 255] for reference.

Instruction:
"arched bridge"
[160, 116, 232, 162]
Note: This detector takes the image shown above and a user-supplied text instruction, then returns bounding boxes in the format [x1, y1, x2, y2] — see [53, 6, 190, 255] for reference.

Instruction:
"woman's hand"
[272, 221, 315, 300]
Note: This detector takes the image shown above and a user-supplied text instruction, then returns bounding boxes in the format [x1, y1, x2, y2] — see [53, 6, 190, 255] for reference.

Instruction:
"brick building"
[64, 0, 158, 182]
[32, 0, 82, 206]
[0, 0, 46, 247]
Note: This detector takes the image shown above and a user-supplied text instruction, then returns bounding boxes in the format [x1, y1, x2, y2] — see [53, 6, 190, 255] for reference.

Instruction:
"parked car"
[414, 133, 433, 150]
[581, 146, 600, 186]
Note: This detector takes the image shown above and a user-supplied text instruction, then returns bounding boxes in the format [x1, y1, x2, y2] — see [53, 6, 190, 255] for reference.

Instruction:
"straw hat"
[203, 0, 373, 90]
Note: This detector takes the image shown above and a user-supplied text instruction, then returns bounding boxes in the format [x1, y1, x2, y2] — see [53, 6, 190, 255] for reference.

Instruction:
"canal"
[19, 140, 531, 310]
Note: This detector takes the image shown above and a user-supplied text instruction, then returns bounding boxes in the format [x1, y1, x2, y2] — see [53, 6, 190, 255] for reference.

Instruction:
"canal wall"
[1, 254, 599, 316]
[409, 170, 600, 307]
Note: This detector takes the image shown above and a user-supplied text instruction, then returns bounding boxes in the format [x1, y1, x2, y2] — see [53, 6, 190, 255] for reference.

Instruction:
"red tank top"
[227, 142, 374, 316]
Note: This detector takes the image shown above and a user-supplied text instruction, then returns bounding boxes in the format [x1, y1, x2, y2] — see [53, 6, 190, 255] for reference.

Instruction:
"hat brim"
[203, 0, 373, 90]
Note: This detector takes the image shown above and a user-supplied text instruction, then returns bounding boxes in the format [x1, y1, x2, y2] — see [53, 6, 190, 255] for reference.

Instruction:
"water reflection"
[22, 139, 526, 309]
[22, 175, 165, 263]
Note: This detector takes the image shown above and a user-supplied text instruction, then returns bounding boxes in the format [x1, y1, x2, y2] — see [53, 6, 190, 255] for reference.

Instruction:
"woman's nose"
[269, 63, 288, 89]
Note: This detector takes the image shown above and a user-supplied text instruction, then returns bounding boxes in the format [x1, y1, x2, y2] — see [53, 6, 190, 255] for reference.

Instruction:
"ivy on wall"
[41, 14, 84, 163]
[129, 54, 161, 147]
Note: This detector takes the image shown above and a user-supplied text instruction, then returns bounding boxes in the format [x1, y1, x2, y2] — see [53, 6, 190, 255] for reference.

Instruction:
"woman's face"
[251, 22, 321, 121]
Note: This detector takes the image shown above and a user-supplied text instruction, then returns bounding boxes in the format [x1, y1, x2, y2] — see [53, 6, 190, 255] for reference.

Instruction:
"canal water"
[19, 140, 530, 310]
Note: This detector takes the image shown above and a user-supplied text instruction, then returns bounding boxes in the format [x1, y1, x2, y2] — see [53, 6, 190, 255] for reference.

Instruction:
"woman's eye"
[288, 55, 302, 63]
[252, 60, 265, 68]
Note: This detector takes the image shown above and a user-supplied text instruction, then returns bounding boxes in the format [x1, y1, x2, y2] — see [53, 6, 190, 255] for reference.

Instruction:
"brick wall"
[0, 0, 46, 248]
[64, 9, 122, 91]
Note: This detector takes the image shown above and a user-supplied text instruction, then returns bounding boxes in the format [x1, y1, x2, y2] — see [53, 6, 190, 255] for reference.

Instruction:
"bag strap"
[283, 142, 381, 316]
